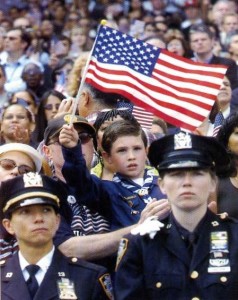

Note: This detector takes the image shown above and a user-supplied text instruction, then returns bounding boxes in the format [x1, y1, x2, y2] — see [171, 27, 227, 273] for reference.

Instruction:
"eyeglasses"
[4, 36, 19, 41]
[44, 103, 61, 110]
[0, 159, 34, 174]
[78, 132, 93, 144]
[14, 98, 32, 107]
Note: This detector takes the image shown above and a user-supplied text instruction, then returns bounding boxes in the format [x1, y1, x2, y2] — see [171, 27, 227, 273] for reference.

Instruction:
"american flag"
[85, 25, 228, 131]
[212, 111, 225, 137]
[117, 101, 154, 129]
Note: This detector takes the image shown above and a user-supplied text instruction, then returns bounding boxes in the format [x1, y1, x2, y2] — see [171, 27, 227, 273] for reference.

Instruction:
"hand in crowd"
[55, 98, 75, 118]
[59, 123, 78, 148]
[12, 125, 31, 143]
[138, 198, 170, 224]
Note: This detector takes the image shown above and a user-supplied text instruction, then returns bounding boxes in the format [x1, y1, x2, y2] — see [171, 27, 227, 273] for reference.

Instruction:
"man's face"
[222, 15, 238, 34]
[217, 76, 232, 107]
[3, 204, 60, 250]
[4, 29, 26, 54]
[190, 32, 214, 55]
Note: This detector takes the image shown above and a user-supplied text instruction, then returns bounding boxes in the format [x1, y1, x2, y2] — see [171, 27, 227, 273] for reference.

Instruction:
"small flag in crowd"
[117, 101, 154, 129]
[212, 111, 225, 137]
[85, 24, 228, 131]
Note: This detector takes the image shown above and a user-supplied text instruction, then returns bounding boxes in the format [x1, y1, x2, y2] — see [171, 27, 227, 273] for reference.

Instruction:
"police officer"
[0, 172, 113, 300]
[115, 131, 238, 300]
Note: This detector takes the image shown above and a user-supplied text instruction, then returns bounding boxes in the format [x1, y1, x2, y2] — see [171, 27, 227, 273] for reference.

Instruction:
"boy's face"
[104, 135, 147, 179]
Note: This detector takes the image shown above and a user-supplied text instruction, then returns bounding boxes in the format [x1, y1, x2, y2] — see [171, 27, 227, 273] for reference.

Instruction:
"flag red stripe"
[87, 61, 214, 110]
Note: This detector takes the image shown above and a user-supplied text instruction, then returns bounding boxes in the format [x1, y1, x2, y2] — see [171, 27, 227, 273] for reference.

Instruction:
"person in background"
[150, 117, 168, 135]
[0, 103, 36, 147]
[59, 118, 166, 230]
[166, 35, 191, 57]
[115, 131, 238, 299]
[0, 28, 34, 93]
[0, 173, 114, 300]
[10, 89, 38, 117]
[33, 90, 65, 144]
[189, 23, 238, 90]
[216, 112, 238, 219]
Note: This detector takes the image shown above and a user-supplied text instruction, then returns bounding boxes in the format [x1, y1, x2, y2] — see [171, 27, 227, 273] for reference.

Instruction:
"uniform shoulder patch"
[99, 273, 114, 299]
[115, 238, 128, 271]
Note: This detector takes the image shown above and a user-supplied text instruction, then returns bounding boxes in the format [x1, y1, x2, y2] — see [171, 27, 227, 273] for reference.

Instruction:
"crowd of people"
[1, 0, 238, 299]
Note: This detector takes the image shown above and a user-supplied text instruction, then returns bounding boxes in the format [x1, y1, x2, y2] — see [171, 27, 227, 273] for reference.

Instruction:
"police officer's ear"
[2, 219, 15, 236]
[158, 177, 166, 195]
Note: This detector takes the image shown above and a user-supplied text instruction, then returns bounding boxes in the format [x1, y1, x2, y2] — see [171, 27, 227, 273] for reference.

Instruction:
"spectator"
[189, 23, 238, 90]
[115, 131, 237, 299]
[0, 103, 36, 147]
[166, 36, 190, 57]
[220, 13, 238, 50]
[11, 89, 38, 117]
[0, 172, 113, 299]
[59, 118, 166, 230]
[0, 28, 34, 93]
[33, 90, 65, 144]
[216, 112, 238, 219]
[150, 117, 168, 135]
[21, 62, 49, 99]
[68, 27, 93, 60]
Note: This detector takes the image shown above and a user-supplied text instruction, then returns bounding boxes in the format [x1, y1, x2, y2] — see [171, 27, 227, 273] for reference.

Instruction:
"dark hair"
[102, 119, 147, 154]
[216, 112, 238, 149]
[189, 24, 215, 40]
[152, 117, 168, 134]
[32, 90, 65, 143]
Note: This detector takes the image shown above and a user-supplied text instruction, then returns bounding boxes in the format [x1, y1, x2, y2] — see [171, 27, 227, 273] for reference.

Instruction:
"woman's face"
[71, 29, 87, 47]
[0, 151, 35, 182]
[167, 38, 185, 56]
[44, 95, 62, 121]
[1, 105, 33, 143]
[228, 127, 238, 155]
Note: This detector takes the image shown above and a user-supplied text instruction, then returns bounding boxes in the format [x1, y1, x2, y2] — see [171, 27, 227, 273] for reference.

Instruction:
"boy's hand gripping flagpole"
[69, 20, 108, 125]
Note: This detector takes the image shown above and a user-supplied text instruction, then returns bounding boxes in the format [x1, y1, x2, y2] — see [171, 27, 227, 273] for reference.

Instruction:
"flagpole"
[69, 19, 108, 125]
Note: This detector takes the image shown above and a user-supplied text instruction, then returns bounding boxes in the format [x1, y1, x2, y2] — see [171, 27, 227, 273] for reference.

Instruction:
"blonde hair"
[66, 52, 90, 97]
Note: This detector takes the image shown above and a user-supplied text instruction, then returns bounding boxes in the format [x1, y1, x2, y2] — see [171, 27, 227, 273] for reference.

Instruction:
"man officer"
[0, 172, 113, 300]
[115, 131, 238, 299]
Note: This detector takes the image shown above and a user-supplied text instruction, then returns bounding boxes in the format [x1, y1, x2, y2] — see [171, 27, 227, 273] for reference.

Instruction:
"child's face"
[105, 135, 147, 179]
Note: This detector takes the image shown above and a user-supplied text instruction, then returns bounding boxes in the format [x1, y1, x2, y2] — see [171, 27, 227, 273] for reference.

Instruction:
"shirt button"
[220, 276, 227, 283]
[190, 271, 199, 279]
[156, 282, 162, 288]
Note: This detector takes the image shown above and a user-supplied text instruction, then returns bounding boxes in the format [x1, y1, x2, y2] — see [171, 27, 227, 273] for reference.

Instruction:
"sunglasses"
[0, 159, 34, 174]
[14, 98, 32, 107]
[78, 132, 93, 144]
[44, 103, 61, 110]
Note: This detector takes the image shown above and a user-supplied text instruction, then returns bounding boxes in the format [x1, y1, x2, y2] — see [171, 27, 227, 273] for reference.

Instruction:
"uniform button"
[156, 282, 162, 288]
[220, 276, 227, 283]
[71, 257, 78, 263]
[191, 297, 200, 300]
[190, 271, 199, 279]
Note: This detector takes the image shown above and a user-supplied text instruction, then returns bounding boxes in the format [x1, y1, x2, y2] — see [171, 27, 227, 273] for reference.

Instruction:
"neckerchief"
[113, 166, 158, 204]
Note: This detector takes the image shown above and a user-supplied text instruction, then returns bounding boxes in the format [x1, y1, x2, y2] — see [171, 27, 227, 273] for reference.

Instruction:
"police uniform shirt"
[19, 246, 54, 285]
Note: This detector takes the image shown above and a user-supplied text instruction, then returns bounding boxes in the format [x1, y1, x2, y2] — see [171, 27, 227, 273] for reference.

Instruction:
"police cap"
[148, 132, 231, 176]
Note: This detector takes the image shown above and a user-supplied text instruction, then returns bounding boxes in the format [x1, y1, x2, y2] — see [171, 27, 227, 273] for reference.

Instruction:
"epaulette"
[68, 257, 106, 272]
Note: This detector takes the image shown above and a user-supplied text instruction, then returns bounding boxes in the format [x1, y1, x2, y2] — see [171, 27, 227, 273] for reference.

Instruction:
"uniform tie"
[26, 264, 40, 298]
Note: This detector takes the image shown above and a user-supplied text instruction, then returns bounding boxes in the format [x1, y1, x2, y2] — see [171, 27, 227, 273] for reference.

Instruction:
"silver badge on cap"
[23, 172, 43, 187]
[174, 132, 192, 150]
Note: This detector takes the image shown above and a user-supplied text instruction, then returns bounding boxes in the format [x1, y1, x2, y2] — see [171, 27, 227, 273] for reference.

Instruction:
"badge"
[23, 172, 43, 187]
[138, 188, 148, 196]
[174, 132, 192, 150]
[116, 238, 128, 270]
[208, 231, 231, 273]
[99, 273, 114, 299]
[57, 278, 77, 299]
